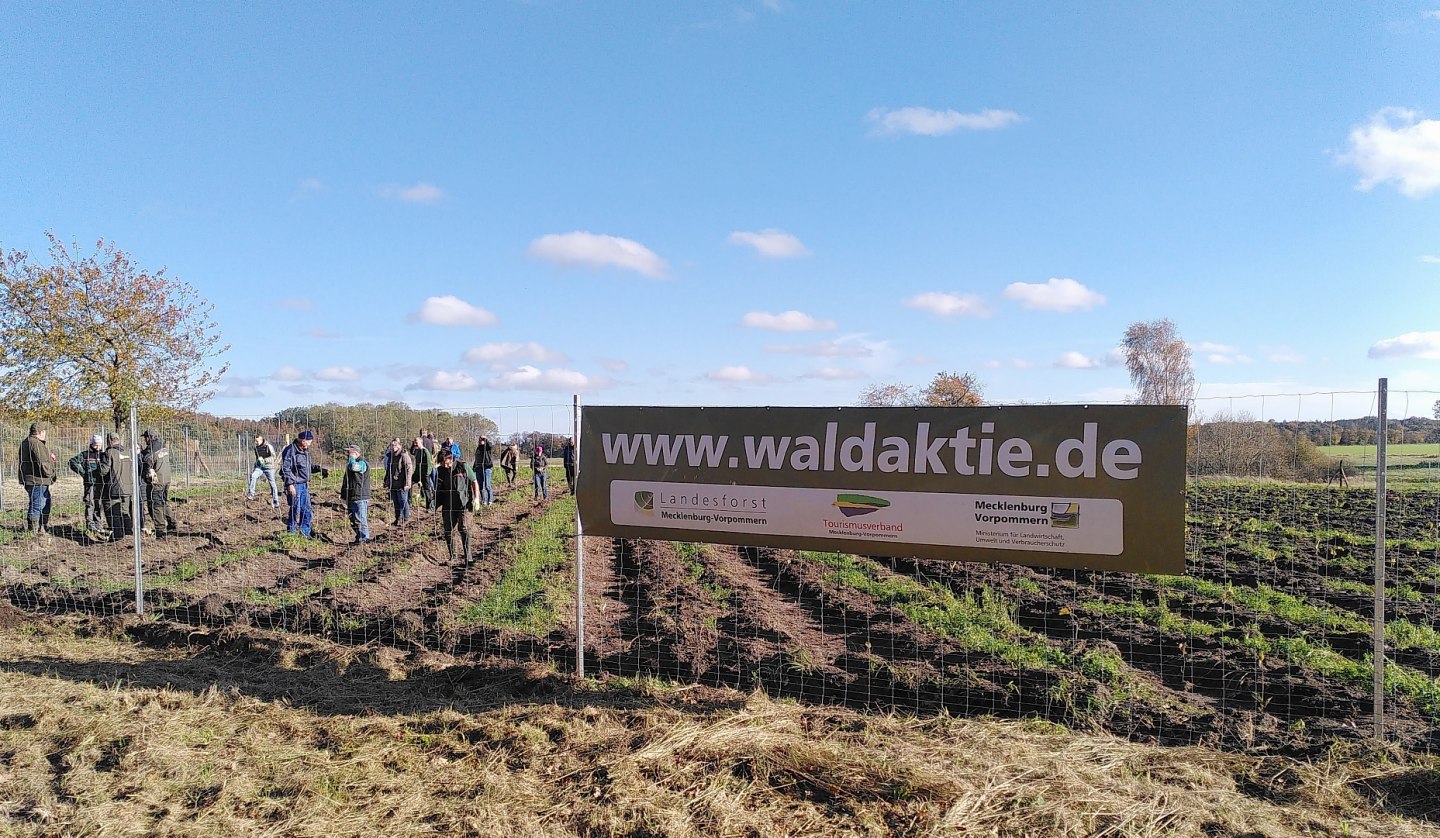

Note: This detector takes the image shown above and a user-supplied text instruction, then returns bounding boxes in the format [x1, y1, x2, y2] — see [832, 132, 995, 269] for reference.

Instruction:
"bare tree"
[921, 371, 984, 407]
[1122, 319, 1194, 406]
[857, 382, 917, 407]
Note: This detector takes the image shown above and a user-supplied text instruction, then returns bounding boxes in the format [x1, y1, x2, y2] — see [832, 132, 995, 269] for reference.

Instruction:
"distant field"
[1320, 443, 1440, 458]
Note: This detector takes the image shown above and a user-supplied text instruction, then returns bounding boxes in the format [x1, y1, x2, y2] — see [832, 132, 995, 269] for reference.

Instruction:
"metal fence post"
[130, 405, 144, 616]
[183, 426, 191, 491]
[573, 394, 585, 679]
[1373, 377, 1387, 742]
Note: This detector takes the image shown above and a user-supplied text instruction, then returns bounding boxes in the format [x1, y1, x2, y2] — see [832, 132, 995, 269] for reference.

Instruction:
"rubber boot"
[25, 517, 37, 534]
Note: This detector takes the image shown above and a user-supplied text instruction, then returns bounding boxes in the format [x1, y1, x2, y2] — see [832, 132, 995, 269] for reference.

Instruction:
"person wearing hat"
[17, 422, 57, 536]
[97, 432, 138, 540]
[68, 434, 109, 537]
[338, 444, 371, 544]
[140, 430, 177, 538]
[248, 434, 281, 508]
[279, 430, 328, 537]
[434, 446, 479, 564]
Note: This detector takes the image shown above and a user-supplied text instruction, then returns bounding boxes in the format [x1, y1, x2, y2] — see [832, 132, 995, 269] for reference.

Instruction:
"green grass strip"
[456, 496, 575, 635]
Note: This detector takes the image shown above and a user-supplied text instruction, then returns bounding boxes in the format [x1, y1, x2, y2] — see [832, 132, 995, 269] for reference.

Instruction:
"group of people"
[249, 428, 577, 565]
[16, 422, 179, 543]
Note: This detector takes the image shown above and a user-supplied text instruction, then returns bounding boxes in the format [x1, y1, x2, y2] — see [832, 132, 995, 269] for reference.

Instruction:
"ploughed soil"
[4, 482, 1439, 757]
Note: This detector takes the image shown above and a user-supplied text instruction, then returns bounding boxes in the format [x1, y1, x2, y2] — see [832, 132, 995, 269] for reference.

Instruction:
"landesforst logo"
[832, 493, 891, 518]
[1051, 502, 1079, 528]
[634, 491, 655, 513]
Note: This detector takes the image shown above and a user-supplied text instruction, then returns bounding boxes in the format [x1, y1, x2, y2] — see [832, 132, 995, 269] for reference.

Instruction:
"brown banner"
[577, 405, 1186, 574]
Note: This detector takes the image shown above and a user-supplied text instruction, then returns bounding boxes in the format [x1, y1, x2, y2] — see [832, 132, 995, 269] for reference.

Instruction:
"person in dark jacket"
[410, 437, 434, 512]
[338, 444, 371, 543]
[97, 433, 139, 540]
[562, 438, 577, 494]
[17, 422, 57, 535]
[68, 434, 108, 535]
[531, 443, 548, 501]
[499, 443, 518, 487]
[434, 447, 478, 564]
[384, 439, 414, 526]
[474, 434, 495, 505]
[141, 430, 177, 537]
[280, 430, 328, 537]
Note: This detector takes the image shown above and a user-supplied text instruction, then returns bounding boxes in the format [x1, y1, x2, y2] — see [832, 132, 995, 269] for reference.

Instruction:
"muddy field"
[3, 480, 1439, 757]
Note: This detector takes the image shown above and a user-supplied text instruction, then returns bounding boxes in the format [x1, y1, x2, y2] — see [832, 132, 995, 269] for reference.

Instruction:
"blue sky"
[3, 2, 1439, 423]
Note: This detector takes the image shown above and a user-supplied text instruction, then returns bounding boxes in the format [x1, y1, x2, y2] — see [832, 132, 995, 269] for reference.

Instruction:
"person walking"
[141, 430, 177, 538]
[69, 434, 108, 537]
[248, 434, 281, 507]
[384, 438, 414, 526]
[474, 434, 495, 505]
[434, 447, 478, 564]
[338, 444, 371, 544]
[443, 436, 462, 461]
[500, 442, 518, 487]
[410, 437, 434, 511]
[531, 443, 548, 501]
[280, 430, 327, 537]
[562, 437, 577, 494]
[420, 428, 438, 501]
[97, 432, 138, 540]
[17, 422, 57, 537]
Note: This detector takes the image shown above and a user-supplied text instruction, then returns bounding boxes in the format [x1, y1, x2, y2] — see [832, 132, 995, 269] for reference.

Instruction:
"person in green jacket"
[17, 422, 57, 535]
[410, 437, 434, 511]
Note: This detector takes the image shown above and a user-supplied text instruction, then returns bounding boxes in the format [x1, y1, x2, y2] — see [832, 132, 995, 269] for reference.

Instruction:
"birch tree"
[1122, 319, 1194, 406]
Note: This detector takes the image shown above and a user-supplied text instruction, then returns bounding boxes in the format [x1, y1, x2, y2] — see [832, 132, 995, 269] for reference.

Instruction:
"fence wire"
[2, 393, 1438, 756]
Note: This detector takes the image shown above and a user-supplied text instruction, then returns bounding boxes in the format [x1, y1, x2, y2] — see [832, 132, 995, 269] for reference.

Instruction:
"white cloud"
[408, 370, 481, 391]
[1193, 342, 1252, 365]
[280, 382, 317, 395]
[1368, 331, 1440, 359]
[1423, 9, 1440, 19]
[1337, 108, 1440, 198]
[1422, 255, 1440, 264]
[765, 339, 873, 357]
[381, 182, 445, 203]
[706, 365, 771, 383]
[805, 367, 863, 380]
[487, 365, 602, 392]
[407, 295, 498, 327]
[1102, 348, 1127, 367]
[528, 231, 669, 279]
[218, 377, 266, 399]
[741, 310, 837, 331]
[1002, 277, 1106, 312]
[290, 178, 324, 202]
[462, 342, 566, 368]
[272, 365, 306, 381]
[727, 229, 811, 258]
[315, 366, 360, 382]
[1264, 346, 1305, 364]
[903, 292, 991, 318]
[984, 358, 1034, 369]
[1055, 351, 1101, 369]
[866, 106, 1024, 137]
[598, 357, 629, 372]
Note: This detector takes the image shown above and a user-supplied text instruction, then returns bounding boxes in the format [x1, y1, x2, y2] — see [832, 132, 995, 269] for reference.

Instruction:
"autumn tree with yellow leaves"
[0, 234, 229, 430]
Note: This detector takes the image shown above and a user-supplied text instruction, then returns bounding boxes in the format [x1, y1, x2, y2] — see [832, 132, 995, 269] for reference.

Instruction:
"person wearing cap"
[17, 422, 58, 536]
[531, 443, 548, 502]
[338, 444, 371, 544]
[384, 438, 414, 527]
[140, 430, 177, 538]
[97, 432, 138, 540]
[248, 434, 281, 507]
[474, 434, 495, 506]
[434, 447, 479, 564]
[68, 434, 109, 536]
[280, 430, 328, 537]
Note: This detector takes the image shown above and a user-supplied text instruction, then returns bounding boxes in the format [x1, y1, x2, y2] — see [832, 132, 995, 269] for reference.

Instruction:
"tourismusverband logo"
[832, 493, 890, 517]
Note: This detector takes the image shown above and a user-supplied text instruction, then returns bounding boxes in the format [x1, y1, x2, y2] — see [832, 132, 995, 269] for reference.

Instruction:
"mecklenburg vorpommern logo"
[634, 491, 655, 514]
[832, 493, 890, 518]
[1051, 502, 1079, 528]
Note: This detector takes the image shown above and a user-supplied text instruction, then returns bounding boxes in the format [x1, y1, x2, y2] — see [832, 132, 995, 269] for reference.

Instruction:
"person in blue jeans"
[474, 434, 495, 505]
[280, 430, 328, 536]
[531, 443, 548, 501]
[248, 435, 281, 507]
[338, 444, 371, 543]
[17, 422, 56, 536]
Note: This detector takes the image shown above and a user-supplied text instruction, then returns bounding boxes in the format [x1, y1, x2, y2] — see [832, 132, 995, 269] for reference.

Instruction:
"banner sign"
[576, 405, 1187, 574]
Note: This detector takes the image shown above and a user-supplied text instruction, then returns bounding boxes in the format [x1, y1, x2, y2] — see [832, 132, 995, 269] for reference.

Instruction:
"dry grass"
[0, 605, 1436, 837]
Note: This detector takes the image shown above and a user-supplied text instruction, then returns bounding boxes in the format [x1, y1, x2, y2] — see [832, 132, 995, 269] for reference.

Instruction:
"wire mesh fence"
[2, 392, 1438, 756]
